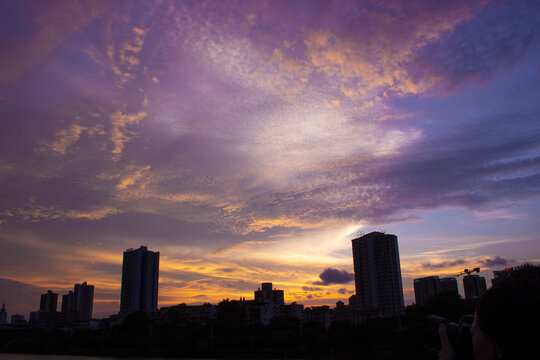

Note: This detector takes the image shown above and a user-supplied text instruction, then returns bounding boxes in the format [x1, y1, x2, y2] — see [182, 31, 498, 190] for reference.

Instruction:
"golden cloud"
[116, 165, 151, 190]
[109, 110, 147, 160]
[65, 206, 119, 220]
[40, 123, 106, 154]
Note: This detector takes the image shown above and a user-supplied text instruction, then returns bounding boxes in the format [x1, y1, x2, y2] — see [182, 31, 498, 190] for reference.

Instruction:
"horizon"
[1, 0, 540, 320]
[0, 235, 519, 320]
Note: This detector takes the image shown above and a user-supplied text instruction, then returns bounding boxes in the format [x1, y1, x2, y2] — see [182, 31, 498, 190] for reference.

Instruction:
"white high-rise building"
[351, 232, 404, 317]
[120, 246, 160, 314]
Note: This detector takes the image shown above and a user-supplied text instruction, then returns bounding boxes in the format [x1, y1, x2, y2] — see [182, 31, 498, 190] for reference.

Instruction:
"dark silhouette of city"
[1, 237, 539, 360]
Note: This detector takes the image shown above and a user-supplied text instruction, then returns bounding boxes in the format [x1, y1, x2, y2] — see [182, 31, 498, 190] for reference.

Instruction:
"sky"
[1, 0, 539, 320]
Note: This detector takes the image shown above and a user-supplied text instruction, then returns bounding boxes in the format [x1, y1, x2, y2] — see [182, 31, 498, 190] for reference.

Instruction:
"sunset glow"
[1, 0, 539, 319]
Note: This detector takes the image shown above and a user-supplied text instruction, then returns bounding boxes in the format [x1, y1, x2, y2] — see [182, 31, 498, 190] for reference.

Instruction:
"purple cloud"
[415, 0, 540, 92]
[422, 259, 467, 269]
[303, 286, 323, 292]
[482, 256, 510, 267]
[421, 257, 512, 270]
[313, 268, 354, 286]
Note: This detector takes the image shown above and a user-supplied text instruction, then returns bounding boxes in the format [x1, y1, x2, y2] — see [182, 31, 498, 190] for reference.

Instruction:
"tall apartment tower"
[414, 276, 459, 305]
[463, 274, 487, 299]
[253, 282, 285, 325]
[120, 246, 159, 314]
[61, 282, 94, 320]
[439, 277, 459, 295]
[414, 276, 441, 306]
[61, 291, 75, 313]
[0, 304, 6, 325]
[351, 232, 404, 317]
[40, 290, 58, 313]
[254, 282, 285, 306]
[74, 282, 94, 320]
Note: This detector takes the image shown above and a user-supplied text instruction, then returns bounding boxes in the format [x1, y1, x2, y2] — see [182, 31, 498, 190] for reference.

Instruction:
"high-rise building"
[40, 290, 58, 313]
[74, 282, 94, 320]
[414, 276, 441, 306]
[351, 232, 404, 317]
[251, 282, 285, 325]
[413, 276, 460, 305]
[491, 268, 511, 287]
[10, 314, 26, 326]
[440, 277, 459, 295]
[120, 246, 160, 313]
[61, 291, 75, 313]
[0, 304, 7, 325]
[254, 282, 284, 305]
[491, 265, 531, 287]
[463, 274, 487, 299]
[61, 283, 94, 320]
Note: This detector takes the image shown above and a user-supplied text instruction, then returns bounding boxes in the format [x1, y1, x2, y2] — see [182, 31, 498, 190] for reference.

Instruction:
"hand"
[438, 323, 456, 360]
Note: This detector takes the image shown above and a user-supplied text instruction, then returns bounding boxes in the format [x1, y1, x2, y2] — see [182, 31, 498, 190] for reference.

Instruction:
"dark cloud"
[337, 288, 351, 295]
[302, 286, 322, 292]
[313, 268, 354, 286]
[482, 256, 510, 267]
[421, 257, 512, 270]
[422, 259, 467, 269]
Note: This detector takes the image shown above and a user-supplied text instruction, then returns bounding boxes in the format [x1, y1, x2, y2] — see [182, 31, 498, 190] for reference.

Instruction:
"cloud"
[40, 123, 105, 154]
[416, 0, 540, 92]
[116, 165, 151, 190]
[0, 278, 42, 315]
[421, 257, 511, 270]
[1, 0, 539, 311]
[1, 201, 65, 223]
[0, 1, 110, 85]
[422, 259, 467, 269]
[337, 288, 352, 295]
[109, 111, 147, 160]
[302, 286, 322, 292]
[482, 256, 510, 267]
[65, 206, 119, 220]
[313, 268, 354, 286]
[211, 241, 272, 257]
[294, 1, 490, 97]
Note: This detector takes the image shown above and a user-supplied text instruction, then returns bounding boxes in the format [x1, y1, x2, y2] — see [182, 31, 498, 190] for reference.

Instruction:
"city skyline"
[0, 242, 521, 321]
[1, 0, 540, 319]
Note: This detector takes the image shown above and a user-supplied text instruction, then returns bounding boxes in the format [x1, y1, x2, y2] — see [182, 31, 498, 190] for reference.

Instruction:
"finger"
[439, 323, 447, 336]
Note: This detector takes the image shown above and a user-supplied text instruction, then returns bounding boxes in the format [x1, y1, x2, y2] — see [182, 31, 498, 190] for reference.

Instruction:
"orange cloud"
[41, 123, 105, 154]
[116, 165, 151, 190]
[109, 110, 147, 160]
[65, 206, 119, 220]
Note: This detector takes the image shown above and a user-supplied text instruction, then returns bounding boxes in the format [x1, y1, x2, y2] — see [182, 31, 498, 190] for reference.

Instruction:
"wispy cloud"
[109, 110, 147, 160]
[421, 259, 467, 269]
[40, 123, 105, 154]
